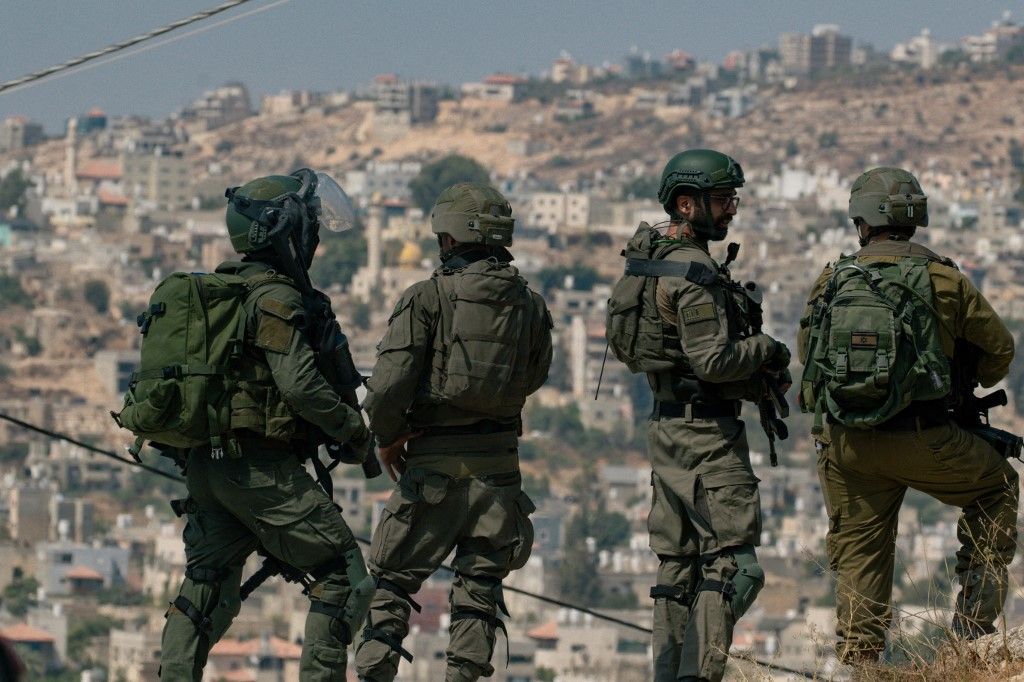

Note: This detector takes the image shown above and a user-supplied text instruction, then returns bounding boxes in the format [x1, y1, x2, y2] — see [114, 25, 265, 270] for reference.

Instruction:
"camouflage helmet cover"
[430, 182, 515, 247]
[657, 148, 745, 214]
[224, 175, 301, 253]
[849, 167, 928, 229]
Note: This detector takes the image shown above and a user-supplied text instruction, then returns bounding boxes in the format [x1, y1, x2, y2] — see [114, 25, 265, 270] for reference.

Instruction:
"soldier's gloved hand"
[763, 339, 792, 373]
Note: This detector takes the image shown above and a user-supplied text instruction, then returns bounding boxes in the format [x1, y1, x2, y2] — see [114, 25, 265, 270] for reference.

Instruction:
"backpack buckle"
[162, 365, 183, 380]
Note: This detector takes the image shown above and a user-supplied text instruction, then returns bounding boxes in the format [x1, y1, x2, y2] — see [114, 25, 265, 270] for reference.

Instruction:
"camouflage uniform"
[798, 239, 1018, 661]
[160, 260, 369, 681]
[353, 246, 553, 682]
[646, 236, 785, 682]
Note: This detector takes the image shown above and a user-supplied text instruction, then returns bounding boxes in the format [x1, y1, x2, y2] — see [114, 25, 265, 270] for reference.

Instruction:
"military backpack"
[113, 271, 289, 457]
[605, 222, 717, 373]
[432, 258, 539, 417]
[800, 253, 952, 432]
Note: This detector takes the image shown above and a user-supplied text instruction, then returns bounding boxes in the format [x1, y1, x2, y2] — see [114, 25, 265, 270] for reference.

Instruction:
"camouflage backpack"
[112, 271, 289, 457]
[605, 222, 715, 373]
[800, 254, 951, 432]
[432, 258, 539, 417]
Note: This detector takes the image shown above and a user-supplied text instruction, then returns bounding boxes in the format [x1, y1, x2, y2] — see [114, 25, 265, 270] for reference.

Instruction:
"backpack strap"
[624, 258, 717, 285]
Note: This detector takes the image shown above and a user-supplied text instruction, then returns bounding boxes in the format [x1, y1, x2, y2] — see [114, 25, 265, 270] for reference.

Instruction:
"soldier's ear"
[675, 194, 693, 218]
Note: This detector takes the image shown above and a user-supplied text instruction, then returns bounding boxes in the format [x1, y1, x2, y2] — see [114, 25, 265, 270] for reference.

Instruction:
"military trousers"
[646, 415, 763, 682]
[817, 421, 1019, 661]
[160, 440, 362, 681]
[354, 434, 535, 682]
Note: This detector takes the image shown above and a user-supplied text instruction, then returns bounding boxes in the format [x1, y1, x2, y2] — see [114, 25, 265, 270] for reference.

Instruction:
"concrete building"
[962, 12, 1024, 63]
[108, 627, 163, 682]
[177, 82, 252, 132]
[522, 192, 590, 234]
[0, 116, 45, 153]
[9, 486, 50, 542]
[121, 145, 191, 210]
[36, 541, 130, 596]
[461, 73, 528, 102]
[780, 25, 852, 74]
[373, 75, 440, 128]
[343, 160, 422, 202]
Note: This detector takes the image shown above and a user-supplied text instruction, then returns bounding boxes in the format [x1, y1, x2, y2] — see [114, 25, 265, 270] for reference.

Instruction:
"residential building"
[121, 145, 191, 210]
[0, 116, 45, 153]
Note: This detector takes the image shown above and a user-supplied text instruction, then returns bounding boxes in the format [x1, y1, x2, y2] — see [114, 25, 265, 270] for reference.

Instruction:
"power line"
[0, 412, 182, 482]
[0, 411, 815, 678]
[0, 0, 267, 96]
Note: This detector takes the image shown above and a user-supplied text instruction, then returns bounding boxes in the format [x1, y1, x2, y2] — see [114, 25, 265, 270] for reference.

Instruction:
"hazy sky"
[1, 0, 1017, 132]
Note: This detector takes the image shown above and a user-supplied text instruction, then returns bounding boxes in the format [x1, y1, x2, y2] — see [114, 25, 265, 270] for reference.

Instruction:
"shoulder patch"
[681, 302, 716, 325]
[258, 297, 303, 322]
[255, 297, 304, 353]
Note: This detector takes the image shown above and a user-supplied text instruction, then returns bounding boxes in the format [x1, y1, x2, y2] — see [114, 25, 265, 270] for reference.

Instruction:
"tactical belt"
[403, 452, 520, 479]
[651, 400, 741, 421]
[829, 400, 949, 432]
[420, 420, 518, 437]
[407, 429, 518, 457]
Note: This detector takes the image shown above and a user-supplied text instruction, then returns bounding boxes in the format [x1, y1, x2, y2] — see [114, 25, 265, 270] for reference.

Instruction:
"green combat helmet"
[849, 166, 928, 229]
[225, 170, 356, 268]
[657, 148, 744, 239]
[431, 182, 515, 248]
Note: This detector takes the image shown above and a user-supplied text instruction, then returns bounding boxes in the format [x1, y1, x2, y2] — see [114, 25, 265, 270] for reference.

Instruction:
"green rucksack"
[800, 253, 952, 432]
[606, 222, 715, 374]
[433, 258, 538, 417]
[113, 271, 289, 457]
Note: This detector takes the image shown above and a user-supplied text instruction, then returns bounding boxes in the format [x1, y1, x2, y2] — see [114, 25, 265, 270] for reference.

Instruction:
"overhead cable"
[0, 0, 274, 96]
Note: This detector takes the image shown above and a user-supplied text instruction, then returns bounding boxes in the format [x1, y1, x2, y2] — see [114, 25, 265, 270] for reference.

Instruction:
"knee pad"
[728, 545, 764, 619]
[310, 547, 375, 645]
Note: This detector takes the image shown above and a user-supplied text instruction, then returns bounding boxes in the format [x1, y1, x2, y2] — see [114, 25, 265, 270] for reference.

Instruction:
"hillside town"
[1, 12, 1024, 681]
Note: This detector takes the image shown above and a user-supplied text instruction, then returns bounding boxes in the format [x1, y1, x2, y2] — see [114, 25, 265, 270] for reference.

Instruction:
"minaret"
[367, 194, 383, 292]
[64, 117, 78, 198]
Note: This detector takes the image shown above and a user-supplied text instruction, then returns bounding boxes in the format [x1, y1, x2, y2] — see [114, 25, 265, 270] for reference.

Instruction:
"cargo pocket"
[648, 471, 687, 555]
[223, 458, 277, 489]
[310, 641, 346, 666]
[699, 468, 761, 548]
[253, 492, 342, 569]
[508, 490, 536, 570]
[371, 485, 422, 569]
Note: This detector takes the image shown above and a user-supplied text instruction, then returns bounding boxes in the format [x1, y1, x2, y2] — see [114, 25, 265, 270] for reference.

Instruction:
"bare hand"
[379, 432, 421, 482]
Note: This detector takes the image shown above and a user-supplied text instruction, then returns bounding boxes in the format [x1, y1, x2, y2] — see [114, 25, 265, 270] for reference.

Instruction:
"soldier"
[609, 149, 791, 682]
[353, 183, 552, 682]
[159, 171, 374, 681]
[798, 167, 1018, 664]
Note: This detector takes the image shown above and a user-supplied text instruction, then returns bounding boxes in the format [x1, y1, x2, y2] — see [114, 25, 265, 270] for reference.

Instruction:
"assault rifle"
[240, 550, 312, 602]
[725, 242, 789, 467]
[266, 210, 383, 484]
[951, 340, 1022, 460]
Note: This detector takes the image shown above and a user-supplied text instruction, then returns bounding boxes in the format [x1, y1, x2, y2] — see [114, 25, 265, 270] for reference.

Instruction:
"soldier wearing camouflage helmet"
[160, 170, 374, 681]
[354, 183, 553, 682]
[623, 149, 792, 681]
[798, 167, 1018, 665]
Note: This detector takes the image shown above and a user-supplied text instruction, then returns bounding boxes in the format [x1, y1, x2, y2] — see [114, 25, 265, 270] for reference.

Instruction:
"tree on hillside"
[409, 155, 491, 213]
[310, 230, 367, 290]
[83, 279, 110, 314]
[0, 168, 32, 215]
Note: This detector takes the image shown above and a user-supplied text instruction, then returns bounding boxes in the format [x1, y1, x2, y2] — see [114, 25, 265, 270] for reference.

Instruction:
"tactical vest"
[800, 242, 953, 432]
[607, 224, 762, 403]
[113, 269, 301, 456]
[426, 258, 538, 419]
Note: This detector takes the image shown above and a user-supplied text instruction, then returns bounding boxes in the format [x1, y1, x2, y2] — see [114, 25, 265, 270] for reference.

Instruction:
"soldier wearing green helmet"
[798, 167, 1018, 666]
[609, 149, 790, 681]
[160, 170, 375, 681]
[354, 182, 553, 682]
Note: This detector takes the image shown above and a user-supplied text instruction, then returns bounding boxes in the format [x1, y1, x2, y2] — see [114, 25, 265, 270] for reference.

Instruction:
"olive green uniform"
[353, 253, 552, 682]
[646, 237, 784, 682]
[798, 240, 1018, 660]
[160, 260, 368, 681]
